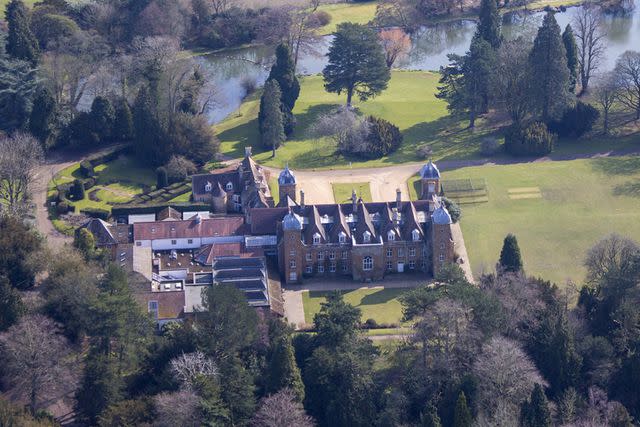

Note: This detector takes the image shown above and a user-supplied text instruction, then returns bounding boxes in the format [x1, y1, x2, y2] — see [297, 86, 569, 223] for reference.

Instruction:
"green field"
[302, 287, 411, 325]
[421, 157, 640, 284]
[332, 182, 372, 203]
[216, 71, 501, 169]
[317, 1, 378, 34]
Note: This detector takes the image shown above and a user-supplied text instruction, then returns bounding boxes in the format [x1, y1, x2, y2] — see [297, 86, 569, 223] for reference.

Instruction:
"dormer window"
[387, 230, 395, 241]
[313, 233, 321, 244]
[363, 231, 371, 243]
[338, 231, 346, 244]
[204, 182, 212, 192]
[226, 182, 233, 191]
[412, 229, 420, 241]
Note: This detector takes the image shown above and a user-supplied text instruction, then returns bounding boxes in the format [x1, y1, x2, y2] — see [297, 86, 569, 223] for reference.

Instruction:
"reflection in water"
[203, 4, 640, 123]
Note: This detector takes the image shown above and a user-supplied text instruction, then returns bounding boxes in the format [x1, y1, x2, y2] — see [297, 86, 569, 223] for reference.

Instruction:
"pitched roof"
[133, 216, 246, 241]
[420, 160, 441, 179]
[82, 218, 117, 246]
[157, 206, 181, 221]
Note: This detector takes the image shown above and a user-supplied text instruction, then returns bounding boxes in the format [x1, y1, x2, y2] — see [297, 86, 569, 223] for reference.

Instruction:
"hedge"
[79, 208, 110, 220]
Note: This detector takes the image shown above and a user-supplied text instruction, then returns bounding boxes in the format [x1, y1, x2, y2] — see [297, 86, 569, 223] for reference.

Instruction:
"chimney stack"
[396, 188, 402, 210]
[392, 207, 398, 225]
[352, 189, 357, 212]
[300, 189, 305, 209]
[245, 146, 252, 158]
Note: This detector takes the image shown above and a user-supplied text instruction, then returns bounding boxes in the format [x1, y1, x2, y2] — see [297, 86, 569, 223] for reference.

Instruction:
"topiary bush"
[156, 167, 168, 189]
[83, 177, 96, 190]
[505, 121, 556, 157]
[79, 160, 95, 178]
[549, 101, 600, 138]
[72, 179, 85, 200]
[365, 116, 403, 158]
[56, 201, 70, 215]
[442, 197, 461, 223]
[80, 208, 110, 220]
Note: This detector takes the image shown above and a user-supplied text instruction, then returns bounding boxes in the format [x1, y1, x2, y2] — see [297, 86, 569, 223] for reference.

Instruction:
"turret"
[431, 201, 455, 276]
[278, 164, 297, 203]
[420, 160, 441, 200]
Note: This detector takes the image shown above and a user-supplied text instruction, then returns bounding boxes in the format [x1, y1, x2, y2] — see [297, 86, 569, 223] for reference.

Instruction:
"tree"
[156, 166, 168, 189]
[477, 0, 501, 49]
[314, 291, 362, 347]
[0, 214, 42, 289]
[154, 389, 203, 427]
[74, 227, 96, 259]
[259, 79, 286, 158]
[573, 6, 605, 95]
[499, 234, 523, 273]
[0, 315, 75, 415]
[454, 392, 472, 427]
[529, 12, 571, 121]
[593, 72, 618, 134]
[0, 276, 25, 331]
[379, 28, 411, 68]
[614, 50, 640, 120]
[0, 55, 38, 132]
[520, 384, 552, 427]
[72, 178, 85, 200]
[323, 23, 390, 106]
[5, 0, 40, 65]
[113, 98, 134, 141]
[266, 323, 305, 401]
[268, 43, 300, 112]
[562, 25, 579, 93]
[89, 96, 115, 142]
[0, 133, 43, 215]
[133, 85, 169, 166]
[252, 389, 315, 427]
[442, 197, 461, 223]
[29, 86, 56, 144]
[170, 351, 218, 390]
[308, 105, 370, 154]
[76, 352, 123, 425]
[494, 37, 532, 124]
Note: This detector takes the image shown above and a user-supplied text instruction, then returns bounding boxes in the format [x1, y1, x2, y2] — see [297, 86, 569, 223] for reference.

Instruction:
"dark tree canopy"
[259, 79, 285, 157]
[453, 392, 472, 427]
[520, 384, 552, 427]
[499, 233, 524, 273]
[29, 85, 56, 143]
[477, 0, 501, 49]
[268, 43, 300, 111]
[323, 23, 390, 106]
[0, 55, 38, 133]
[0, 215, 42, 289]
[562, 24, 579, 93]
[5, 0, 40, 64]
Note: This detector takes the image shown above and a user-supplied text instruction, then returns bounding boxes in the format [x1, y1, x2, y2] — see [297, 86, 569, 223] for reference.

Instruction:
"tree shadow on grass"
[613, 180, 640, 197]
[359, 288, 404, 306]
[591, 156, 640, 176]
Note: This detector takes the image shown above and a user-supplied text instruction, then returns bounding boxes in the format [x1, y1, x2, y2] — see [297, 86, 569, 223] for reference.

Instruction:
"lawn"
[302, 287, 411, 325]
[216, 71, 501, 170]
[332, 182, 372, 203]
[417, 156, 640, 284]
[316, 1, 378, 34]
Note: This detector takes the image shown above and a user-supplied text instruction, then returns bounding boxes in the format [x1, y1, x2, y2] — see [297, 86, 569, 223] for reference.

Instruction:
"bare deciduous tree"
[307, 106, 371, 154]
[379, 28, 412, 68]
[251, 388, 315, 427]
[0, 315, 76, 415]
[472, 336, 545, 418]
[573, 6, 606, 95]
[592, 72, 619, 134]
[584, 233, 639, 287]
[614, 50, 640, 120]
[154, 388, 202, 427]
[0, 133, 43, 216]
[494, 37, 532, 124]
[210, 0, 230, 15]
[170, 351, 218, 389]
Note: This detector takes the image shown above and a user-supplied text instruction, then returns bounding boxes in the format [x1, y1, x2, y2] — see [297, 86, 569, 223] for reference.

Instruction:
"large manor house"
[82, 148, 457, 323]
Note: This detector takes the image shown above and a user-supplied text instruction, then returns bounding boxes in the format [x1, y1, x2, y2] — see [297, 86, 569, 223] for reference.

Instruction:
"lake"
[201, 3, 640, 123]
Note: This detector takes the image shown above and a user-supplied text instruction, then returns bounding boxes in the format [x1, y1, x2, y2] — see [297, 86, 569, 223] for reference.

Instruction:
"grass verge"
[332, 182, 372, 203]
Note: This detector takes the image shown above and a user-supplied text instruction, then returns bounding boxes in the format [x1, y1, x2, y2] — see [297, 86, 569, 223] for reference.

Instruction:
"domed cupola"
[420, 160, 441, 180]
[278, 165, 296, 185]
[432, 204, 452, 225]
[282, 209, 303, 231]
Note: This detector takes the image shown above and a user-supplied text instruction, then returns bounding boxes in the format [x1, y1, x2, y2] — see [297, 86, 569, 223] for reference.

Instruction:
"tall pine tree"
[499, 233, 523, 273]
[133, 86, 168, 166]
[520, 384, 552, 427]
[5, 0, 40, 65]
[477, 0, 502, 49]
[266, 327, 305, 402]
[264, 43, 300, 136]
[453, 392, 472, 427]
[259, 79, 285, 158]
[529, 12, 571, 121]
[463, 34, 495, 127]
[562, 25, 579, 93]
[29, 85, 56, 143]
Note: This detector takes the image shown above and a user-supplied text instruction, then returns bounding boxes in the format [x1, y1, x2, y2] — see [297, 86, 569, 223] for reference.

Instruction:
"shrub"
[442, 197, 461, 223]
[363, 116, 403, 158]
[83, 178, 96, 190]
[79, 208, 109, 220]
[79, 160, 95, 178]
[364, 318, 379, 329]
[480, 137, 500, 156]
[312, 10, 332, 26]
[89, 96, 115, 142]
[549, 101, 600, 138]
[156, 167, 168, 189]
[240, 75, 258, 96]
[56, 201, 70, 215]
[505, 122, 556, 156]
[417, 145, 433, 159]
[72, 179, 85, 200]
[166, 155, 197, 184]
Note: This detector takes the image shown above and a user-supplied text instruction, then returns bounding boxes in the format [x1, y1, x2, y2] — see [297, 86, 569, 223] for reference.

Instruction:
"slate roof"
[420, 160, 441, 179]
[133, 216, 246, 241]
[82, 218, 117, 246]
[278, 165, 296, 185]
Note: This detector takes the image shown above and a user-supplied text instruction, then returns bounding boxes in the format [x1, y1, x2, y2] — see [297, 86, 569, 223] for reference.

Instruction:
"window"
[188, 239, 193, 244]
[204, 182, 212, 192]
[386, 261, 393, 270]
[329, 251, 335, 260]
[409, 247, 416, 257]
[171, 240, 177, 245]
[136, 241, 142, 247]
[148, 301, 158, 320]
[363, 231, 371, 243]
[290, 249, 296, 257]
[363, 256, 373, 271]
[342, 250, 348, 259]
[318, 265, 324, 273]
[232, 194, 240, 202]
[289, 272, 297, 281]
[412, 229, 420, 241]
[421, 260, 427, 268]
[170, 226, 176, 232]
[313, 233, 321, 244]
[338, 232, 347, 243]
[151, 227, 156, 233]
[439, 254, 445, 262]
[387, 230, 395, 241]
[386, 248, 393, 258]
[440, 243, 445, 250]
[330, 263, 336, 273]
[318, 252, 324, 261]
[342, 263, 349, 272]
[409, 260, 415, 269]
[290, 260, 296, 268]
[306, 265, 313, 274]
[306, 253, 312, 261]
[226, 182, 233, 191]
[398, 248, 404, 258]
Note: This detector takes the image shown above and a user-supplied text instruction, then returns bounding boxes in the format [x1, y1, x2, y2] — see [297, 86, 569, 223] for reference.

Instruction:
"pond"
[201, 3, 640, 123]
